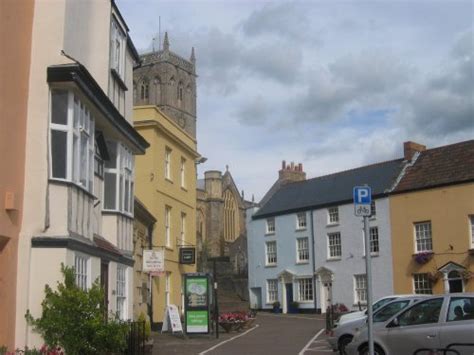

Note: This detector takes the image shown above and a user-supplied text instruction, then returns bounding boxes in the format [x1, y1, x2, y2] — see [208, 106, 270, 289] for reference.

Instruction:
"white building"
[14, 0, 148, 347]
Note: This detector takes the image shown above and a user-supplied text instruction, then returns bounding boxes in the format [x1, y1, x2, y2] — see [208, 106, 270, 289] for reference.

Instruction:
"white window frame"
[414, 221, 433, 253]
[180, 212, 186, 246]
[266, 279, 278, 303]
[354, 274, 367, 305]
[103, 141, 134, 216]
[50, 90, 95, 193]
[327, 232, 342, 259]
[363, 226, 380, 256]
[470, 215, 474, 248]
[296, 237, 310, 263]
[165, 206, 171, 247]
[265, 241, 277, 266]
[297, 277, 313, 302]
[165, 272, 171, 306]
[180, 157, 186, 188]
[266, 218, 275, 234]
[165, 147, 172, 180]
[328, 207, 339, 224]
[413, 273, 433, 294]
[296, 212, 307, 230]
[110, 19, 126, 79]
[74, 253, 90, 291]
[116, 265, 127, 320]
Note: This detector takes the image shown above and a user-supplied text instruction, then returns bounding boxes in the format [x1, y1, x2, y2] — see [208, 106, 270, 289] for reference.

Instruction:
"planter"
[219, 322, 236, 333]
[413, 252, 434, 265]
[242, 318, 256, 330]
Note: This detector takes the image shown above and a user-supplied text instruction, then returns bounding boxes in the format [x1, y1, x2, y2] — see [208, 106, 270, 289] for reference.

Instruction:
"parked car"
[336, 294, 416, 327]
[345, 293, 474, 355]
[327, 295, 430, 354]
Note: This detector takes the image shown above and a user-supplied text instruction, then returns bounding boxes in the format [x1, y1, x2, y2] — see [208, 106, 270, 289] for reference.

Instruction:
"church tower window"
[224, 190, 239, 242]
[140, 81, 149, 101]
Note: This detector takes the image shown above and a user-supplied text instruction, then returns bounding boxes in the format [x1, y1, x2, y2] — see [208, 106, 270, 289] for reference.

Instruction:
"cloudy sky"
[117, 0, 473, 201]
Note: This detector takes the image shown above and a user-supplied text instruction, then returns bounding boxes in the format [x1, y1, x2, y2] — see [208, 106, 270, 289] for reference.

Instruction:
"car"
[336, 294, 416, 327]
[345, 293, 474, 355]
[327, 295, 430, 354]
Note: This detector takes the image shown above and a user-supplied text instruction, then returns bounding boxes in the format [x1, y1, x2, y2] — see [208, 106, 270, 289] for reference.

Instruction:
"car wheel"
[338, 335, 353, 355]
[358, 344, 385, 355]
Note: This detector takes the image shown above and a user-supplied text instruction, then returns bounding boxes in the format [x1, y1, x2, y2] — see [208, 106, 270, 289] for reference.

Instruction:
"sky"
[117, 0, 473, 202]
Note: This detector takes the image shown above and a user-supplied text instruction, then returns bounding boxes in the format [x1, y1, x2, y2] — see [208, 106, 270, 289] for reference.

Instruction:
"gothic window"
[177, 81, 184, 106]
[186, 84, 192, 110]
[223, 190, 239, 242]
[153, 77, 161, 104]
[140, 81, 149, 101]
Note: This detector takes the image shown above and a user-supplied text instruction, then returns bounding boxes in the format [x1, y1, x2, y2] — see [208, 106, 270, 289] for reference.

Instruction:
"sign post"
[184, 274, 211, 335]
[353, 186, 374, 355]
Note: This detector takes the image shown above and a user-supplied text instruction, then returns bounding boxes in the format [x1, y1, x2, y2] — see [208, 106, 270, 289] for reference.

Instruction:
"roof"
[253, 158, 405, 219]
[393, 140, 474, 193]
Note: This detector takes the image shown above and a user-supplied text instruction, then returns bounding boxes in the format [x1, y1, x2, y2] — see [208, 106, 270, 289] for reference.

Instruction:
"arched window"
[140, 81, 149, 101]
[448, 270, 464, 293]
[177, 81, 184, 105]
[153, 77, 161, 104]
[223, 190, 239, 242]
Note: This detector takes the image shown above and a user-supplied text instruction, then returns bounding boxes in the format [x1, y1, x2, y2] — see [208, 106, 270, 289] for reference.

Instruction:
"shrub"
[138, 312, 151, 341]
[26, 264, 129, 355]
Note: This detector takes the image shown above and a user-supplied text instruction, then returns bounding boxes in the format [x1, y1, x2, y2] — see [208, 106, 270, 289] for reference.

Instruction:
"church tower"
[134, 32, 197, 138]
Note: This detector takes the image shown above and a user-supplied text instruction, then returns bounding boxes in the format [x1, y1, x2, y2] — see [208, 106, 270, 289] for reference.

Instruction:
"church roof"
[253, 158, 405, 219]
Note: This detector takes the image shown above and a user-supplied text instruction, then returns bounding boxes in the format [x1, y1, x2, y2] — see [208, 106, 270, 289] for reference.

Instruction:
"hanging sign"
[143, 249, 164, 275]
[161, 304, 183, 334]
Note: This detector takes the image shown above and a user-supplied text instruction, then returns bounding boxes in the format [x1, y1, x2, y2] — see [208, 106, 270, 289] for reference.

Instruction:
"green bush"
[26, 264, 129, 355]
[137, 312, 151, 340]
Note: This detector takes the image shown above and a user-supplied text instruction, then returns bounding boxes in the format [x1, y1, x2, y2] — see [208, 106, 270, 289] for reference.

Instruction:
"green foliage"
[26, 264, 129, 355]
[138, 312, 151, 340]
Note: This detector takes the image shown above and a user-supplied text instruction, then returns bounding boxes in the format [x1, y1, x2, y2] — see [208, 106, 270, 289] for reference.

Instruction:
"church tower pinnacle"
[163, 31, 170, 52]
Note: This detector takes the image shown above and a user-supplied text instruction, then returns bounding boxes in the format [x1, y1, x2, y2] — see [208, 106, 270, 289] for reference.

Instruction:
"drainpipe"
[310, 210, 317, 312]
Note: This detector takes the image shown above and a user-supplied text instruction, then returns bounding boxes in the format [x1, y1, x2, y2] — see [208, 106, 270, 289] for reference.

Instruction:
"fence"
[124, 320, 146, 355]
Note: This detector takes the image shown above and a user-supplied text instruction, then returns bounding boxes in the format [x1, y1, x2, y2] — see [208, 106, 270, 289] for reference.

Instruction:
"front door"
[100, 261, 109, 312]
[286, 283, 294, 313]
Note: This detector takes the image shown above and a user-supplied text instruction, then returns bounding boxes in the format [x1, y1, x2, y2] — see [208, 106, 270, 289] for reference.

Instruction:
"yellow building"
[390, 141, 474, 295]
[134, 105, 199, 325]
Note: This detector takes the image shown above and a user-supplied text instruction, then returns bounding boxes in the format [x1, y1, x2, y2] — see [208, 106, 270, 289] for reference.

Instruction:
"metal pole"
[214, 260, 219, 339]
[363, 215, 374, 355]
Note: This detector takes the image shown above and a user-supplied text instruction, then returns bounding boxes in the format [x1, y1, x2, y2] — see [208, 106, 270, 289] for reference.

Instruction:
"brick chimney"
[278, 160, 306, 184]
[403, 141, 426, 161]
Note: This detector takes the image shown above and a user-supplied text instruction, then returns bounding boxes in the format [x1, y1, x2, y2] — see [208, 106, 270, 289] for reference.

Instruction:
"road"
[153, 313, 334, 355]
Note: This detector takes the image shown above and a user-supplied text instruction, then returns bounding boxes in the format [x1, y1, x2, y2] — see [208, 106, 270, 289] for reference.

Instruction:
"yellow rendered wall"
[390, 183, 474, 294]
[134, 106, 197, 323]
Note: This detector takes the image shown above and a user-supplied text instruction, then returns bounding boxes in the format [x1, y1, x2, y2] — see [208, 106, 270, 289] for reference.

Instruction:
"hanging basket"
[413, 252, 434, 265]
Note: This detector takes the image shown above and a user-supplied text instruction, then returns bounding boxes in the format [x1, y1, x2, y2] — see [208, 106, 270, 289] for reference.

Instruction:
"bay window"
[50, 90, 94, 193]
[104, 141, 134, 215]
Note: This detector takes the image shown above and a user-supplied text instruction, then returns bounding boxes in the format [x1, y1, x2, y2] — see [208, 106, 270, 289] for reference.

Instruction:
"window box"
[413, 251, 434, 265]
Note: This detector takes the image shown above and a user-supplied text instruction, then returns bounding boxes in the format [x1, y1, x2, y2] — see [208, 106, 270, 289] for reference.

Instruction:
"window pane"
[51, 90, 68, 125]
[51, 130, 67, 179]
[104, 172, 117, 209]
[105, 141, 117, 169]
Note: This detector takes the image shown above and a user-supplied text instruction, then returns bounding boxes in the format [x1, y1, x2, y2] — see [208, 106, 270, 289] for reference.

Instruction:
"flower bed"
[218, 311, 256, 333]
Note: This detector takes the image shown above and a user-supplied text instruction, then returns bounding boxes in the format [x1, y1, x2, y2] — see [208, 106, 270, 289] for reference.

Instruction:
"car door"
[382, 298, 444, 355]
[438, 296, 474, 355]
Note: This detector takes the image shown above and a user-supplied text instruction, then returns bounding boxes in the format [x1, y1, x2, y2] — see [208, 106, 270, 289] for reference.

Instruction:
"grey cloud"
[236, 95, 270, 126]
[241, 1, 312, 42]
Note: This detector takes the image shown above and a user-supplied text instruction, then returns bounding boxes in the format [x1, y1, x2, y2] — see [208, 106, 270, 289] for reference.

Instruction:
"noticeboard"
[184, 274, 210, 334]
[143, 249, 164, 273]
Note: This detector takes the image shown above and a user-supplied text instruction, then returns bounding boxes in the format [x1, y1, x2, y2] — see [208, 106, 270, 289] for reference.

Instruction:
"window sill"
[295, 227, 307, 232]
[326, 223, 340, 228]
[362, 253, 380, 258]
[49, 178, 97, 200]
[296, 261, 310, 265]
[326, 257, 342, 262]
[110, 68, 128, 91]
[165, 246, 174, 251]
[265, 232, 275, 236]
[181, 186, 188, 192]
[265, 264, 277, 268]
[165, 178, 173, 184]
[102, 210, 134, 220]
[298, 300, 314, 304]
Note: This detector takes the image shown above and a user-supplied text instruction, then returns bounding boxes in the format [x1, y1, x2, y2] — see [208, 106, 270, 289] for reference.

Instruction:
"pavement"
[151, 312, 335, 355]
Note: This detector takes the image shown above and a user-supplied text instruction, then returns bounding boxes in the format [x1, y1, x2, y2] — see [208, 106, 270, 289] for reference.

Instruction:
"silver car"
[346, 293, 474, 355]
[327, 295, 430, 354]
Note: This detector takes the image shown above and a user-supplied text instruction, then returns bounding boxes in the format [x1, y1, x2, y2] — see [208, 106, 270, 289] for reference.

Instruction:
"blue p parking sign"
[353, 186, 371, 216]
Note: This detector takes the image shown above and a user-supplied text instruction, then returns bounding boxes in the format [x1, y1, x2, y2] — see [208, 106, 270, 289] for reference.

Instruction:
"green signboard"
[184, 274, 210, 334]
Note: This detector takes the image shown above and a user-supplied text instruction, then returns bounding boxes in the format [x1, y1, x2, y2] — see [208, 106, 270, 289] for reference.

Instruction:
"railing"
[124, 320, 146, 355]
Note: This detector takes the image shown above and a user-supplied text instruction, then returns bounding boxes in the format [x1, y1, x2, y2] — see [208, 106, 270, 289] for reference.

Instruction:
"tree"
[26, 264, 129, 354]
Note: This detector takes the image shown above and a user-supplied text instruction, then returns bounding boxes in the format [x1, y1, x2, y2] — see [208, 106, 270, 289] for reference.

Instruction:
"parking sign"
[353, 186, 372, 216]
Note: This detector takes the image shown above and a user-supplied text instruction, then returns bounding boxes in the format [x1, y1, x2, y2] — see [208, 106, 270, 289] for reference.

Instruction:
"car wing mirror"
[387, 317, 399, 328]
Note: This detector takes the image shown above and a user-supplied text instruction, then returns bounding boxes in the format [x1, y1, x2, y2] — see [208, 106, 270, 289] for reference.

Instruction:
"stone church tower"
[133, 32, 197, 138]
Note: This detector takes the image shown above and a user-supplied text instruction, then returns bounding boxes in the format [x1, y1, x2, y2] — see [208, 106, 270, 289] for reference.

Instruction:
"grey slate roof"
[253, 158, 405, 219]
